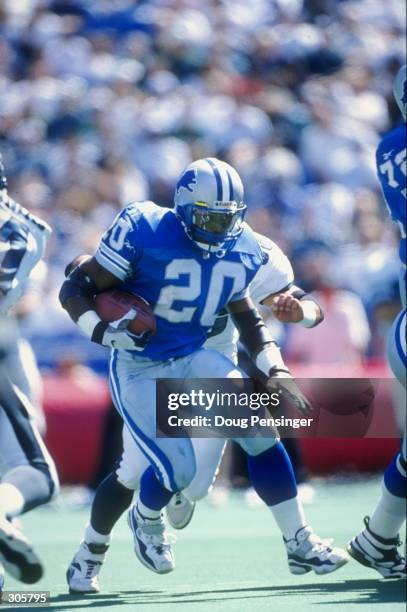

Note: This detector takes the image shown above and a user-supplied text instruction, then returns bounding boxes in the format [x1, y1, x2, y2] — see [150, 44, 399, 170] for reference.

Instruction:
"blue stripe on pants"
[109, 351, 177, 492]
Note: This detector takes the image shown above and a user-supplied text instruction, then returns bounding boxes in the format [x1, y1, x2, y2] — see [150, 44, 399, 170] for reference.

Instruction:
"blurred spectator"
[0, 0, 404, 368]
[285, 243, 371, 365]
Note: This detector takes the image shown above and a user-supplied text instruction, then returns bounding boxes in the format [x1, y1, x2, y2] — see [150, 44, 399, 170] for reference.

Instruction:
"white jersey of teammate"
[0, 194, 51, 315]
[205, 232, 294, 362]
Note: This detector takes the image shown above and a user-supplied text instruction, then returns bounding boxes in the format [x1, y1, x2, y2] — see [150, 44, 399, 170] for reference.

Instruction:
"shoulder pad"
[232, 224, 268, 267]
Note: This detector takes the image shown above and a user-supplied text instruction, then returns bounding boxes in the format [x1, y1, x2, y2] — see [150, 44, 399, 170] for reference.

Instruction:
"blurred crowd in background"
[1, 0, 406, 373]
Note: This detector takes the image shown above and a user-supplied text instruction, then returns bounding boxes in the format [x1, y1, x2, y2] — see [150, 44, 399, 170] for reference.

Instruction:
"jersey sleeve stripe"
[98, 244, 129, 273]
[99, 241, 131, 267]
[95, 249, 128, 281]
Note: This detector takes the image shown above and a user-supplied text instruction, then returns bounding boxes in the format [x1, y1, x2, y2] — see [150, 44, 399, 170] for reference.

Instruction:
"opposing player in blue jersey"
[60, 158, 348, 579]
[0, 156, 59, 590]
[348, 65, 406, 579]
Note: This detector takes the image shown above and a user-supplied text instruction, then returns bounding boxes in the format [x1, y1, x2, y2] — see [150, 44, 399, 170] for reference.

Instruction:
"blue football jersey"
[95, 201, 266, 360]
[376, 124, 406, 268]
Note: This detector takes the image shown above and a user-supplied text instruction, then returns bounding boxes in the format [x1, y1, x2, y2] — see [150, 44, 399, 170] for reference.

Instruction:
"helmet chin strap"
[195, 240, 222, 252]
[194, 240, 229, 259]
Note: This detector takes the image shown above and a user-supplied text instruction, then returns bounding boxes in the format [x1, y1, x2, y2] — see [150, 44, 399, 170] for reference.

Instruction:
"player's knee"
[2, 463, 58, 509]
[116, 465, 140, 491]
[37, 462, 59, 502]
[241, 436, 279, 457]
[37, 455, 59, 501]
[173, 465, 196, 492]
[172, 459, 196, 492]
[49, 474, 60, 502]
[184, 471, 214, 502]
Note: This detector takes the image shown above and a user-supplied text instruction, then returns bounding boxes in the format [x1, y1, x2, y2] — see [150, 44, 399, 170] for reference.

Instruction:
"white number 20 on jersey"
[154, 259, 246, 326]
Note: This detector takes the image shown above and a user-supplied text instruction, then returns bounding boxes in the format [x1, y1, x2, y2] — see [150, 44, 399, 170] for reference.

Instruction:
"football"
[94, 289, 157, 336]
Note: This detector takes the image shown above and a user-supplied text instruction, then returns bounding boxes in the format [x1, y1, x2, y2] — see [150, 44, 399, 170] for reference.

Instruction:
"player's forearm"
[61, 286, 120, 346]
[228, 302, 290, 377]
[59, 257, 148, 350]
[63, 295, 96, 325]
[59, 256, 107, 337]
[229, 300, 312, 415]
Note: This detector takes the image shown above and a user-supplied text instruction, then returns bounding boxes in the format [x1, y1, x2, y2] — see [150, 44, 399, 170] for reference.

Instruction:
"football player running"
[348, 65, 407, 579]
[0, 156, 59, 590]
[60, 157, 348, 592]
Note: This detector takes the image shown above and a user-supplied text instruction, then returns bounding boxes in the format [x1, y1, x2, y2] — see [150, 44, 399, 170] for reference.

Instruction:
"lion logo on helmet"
[176, 169, 197, 195]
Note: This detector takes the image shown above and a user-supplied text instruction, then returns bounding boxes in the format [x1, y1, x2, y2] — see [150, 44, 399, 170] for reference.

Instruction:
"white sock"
[136, 499, 161, 521]
[270, 496, 307, 540]
[84, 523, 111, 545]
[0, 483, 25, 518]
[368, 485, 406, 540]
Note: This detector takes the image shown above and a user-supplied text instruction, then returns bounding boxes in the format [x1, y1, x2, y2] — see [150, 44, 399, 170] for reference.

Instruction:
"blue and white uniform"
[0, 195, 51, 315]
[0, 193, 58, 501]
[94, 202, 275, 492]
[376, 124, 406, 307]
[376, 125, 407, 388]
[116, 233, 293, 499]
[377, 122, 406, 492]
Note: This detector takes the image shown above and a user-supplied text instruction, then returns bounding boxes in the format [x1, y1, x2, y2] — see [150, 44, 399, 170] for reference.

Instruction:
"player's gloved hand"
[100, 309, 152, 350]
[265, 372, 313, 416]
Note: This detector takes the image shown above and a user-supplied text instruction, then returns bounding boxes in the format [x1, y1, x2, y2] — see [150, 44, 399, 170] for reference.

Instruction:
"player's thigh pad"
[116, 425, 150, 490]
[109, 353, 196, 492]
[184, 438, 227, 501]
[186, 349, 244, 379]
[387, 309, 406, 388]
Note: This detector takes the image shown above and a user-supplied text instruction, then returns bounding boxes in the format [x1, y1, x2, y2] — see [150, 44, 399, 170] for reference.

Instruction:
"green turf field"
[2, 478, 406, 612]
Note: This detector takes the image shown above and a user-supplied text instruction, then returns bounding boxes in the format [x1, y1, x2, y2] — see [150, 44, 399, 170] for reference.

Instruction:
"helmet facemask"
[179, 200, 247, 254]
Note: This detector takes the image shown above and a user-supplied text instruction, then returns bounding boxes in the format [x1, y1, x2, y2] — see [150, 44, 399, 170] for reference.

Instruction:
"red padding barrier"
[299, 438, 400, 474]
[43, 374, 110, 484]
[293, 361, 401, 473]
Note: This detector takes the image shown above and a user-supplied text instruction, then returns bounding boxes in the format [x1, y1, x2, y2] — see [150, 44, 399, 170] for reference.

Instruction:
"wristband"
[255, 343, 290, 377]
[300, 301, 318, 328]
[77, 310, 102, 338]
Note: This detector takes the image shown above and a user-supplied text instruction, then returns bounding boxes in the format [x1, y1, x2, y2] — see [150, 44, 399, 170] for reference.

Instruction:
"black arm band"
[59, 265, 99, 309]
[230, 308, 274, 359]
[291, 288, 307, 300]
[91, 321, 108, 344]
